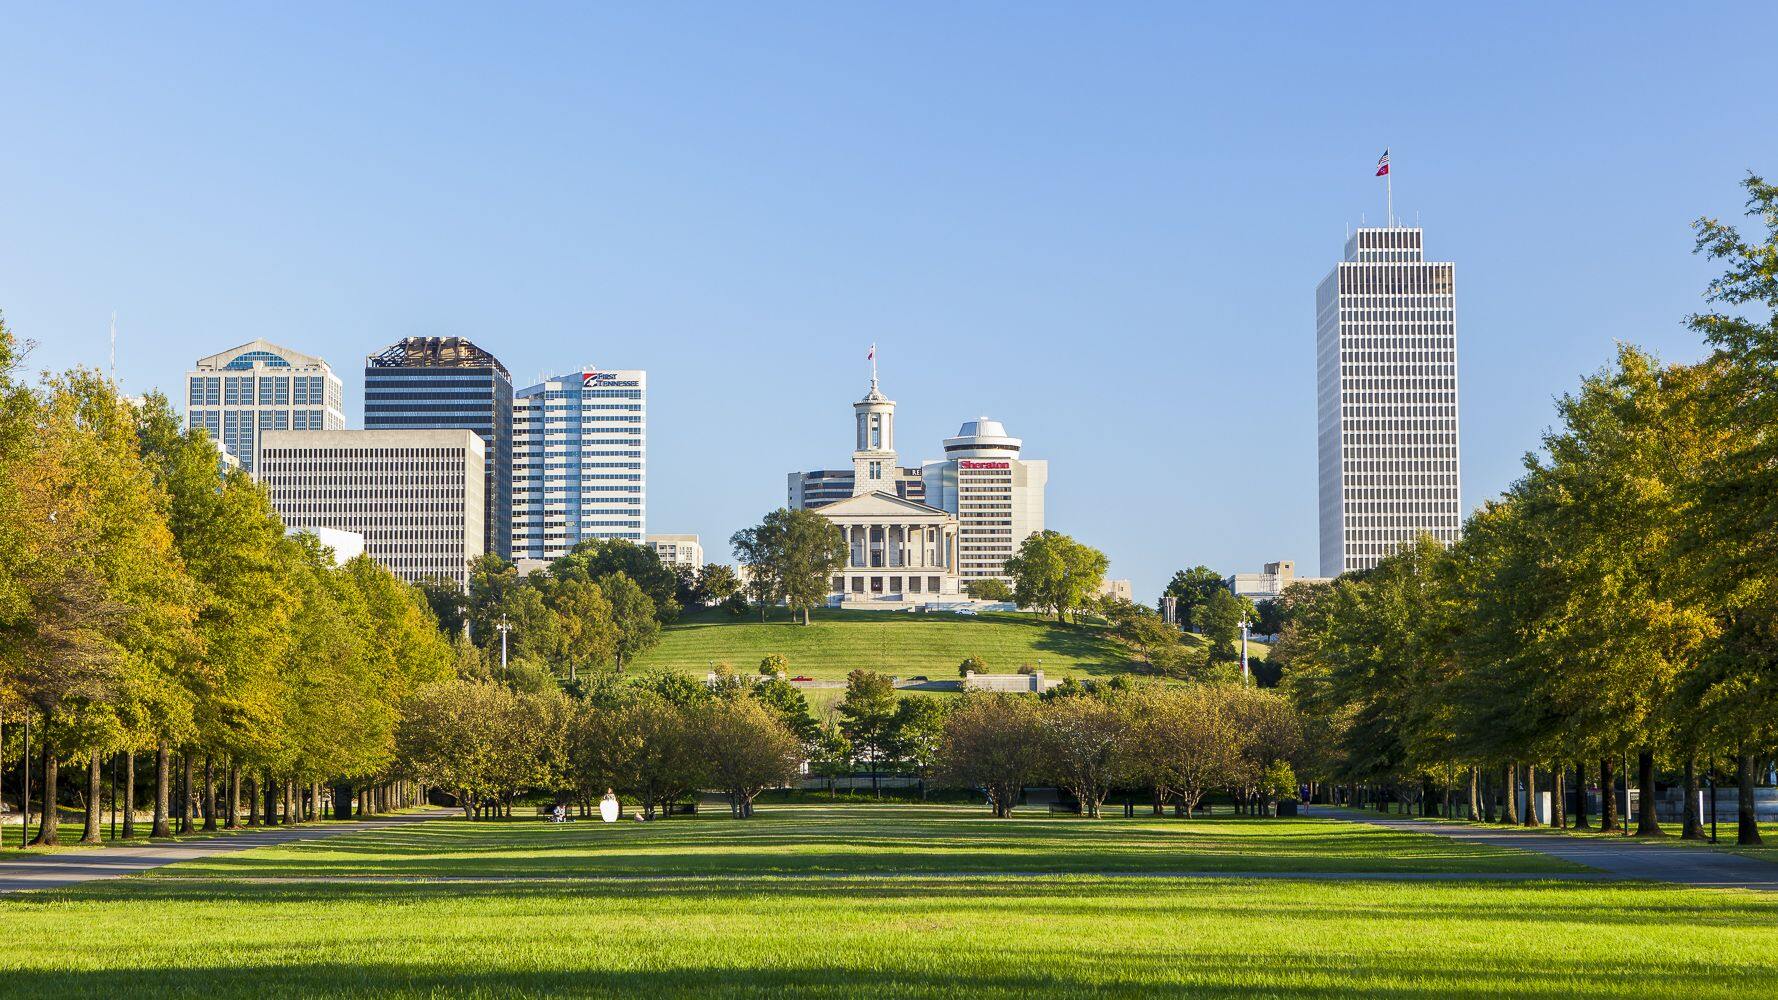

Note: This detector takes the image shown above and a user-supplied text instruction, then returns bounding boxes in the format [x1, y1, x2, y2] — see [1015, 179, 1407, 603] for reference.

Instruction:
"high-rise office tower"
[1316, 226, 1462, 577]
[186, 340, 346, 475]
[259, 429, 485, 588]
[511, 367, 646, 560]
[364, 337, 513, 560]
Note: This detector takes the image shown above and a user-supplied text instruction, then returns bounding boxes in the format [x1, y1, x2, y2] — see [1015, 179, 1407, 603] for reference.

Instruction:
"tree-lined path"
[1318, 808, 1778, 891]
[0, 809, 446, 893]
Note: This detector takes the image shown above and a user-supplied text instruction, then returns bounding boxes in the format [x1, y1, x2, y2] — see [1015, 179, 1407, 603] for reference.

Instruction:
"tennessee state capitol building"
[788, 359, 1047, 608]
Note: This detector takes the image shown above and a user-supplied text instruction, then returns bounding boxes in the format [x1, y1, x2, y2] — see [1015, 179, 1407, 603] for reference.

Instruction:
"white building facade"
[259, 429, 485, 588]
[645, 534, 704, 569]
[186, 339, 346, 475]
[921, 418, 1047, 586]
[1316, 226, 1461, 577]
[512, 368, 646, 559]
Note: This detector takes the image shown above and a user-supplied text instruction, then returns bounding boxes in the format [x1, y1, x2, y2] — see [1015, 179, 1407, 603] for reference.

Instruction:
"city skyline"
[6, 6, 1775, 599]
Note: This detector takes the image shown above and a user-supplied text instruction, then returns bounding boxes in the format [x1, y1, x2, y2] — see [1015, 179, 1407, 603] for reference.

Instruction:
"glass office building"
[364, 337, 513, 560]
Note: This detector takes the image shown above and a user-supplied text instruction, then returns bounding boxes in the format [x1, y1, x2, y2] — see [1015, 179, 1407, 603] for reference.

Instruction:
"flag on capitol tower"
[1375, 149, 1390, 177]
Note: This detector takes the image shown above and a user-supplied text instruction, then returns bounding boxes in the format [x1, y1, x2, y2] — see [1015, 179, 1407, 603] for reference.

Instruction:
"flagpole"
[1386, 152, 1393, 227]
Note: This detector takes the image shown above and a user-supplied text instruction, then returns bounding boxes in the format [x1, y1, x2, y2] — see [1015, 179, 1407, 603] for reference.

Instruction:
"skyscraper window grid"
[1316, 226, 1462, 577]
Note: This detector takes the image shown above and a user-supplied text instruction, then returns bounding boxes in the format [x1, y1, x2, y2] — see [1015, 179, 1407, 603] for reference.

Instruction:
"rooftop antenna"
[108, 311, 117, 383]
[867, 342, 878, 391]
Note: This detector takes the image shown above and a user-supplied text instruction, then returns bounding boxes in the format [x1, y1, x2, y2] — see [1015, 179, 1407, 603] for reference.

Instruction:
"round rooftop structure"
[943, 416, 1022, 457]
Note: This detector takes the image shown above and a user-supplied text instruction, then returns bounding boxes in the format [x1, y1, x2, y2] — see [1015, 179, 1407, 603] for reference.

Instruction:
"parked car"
[790, 675, 814, 682]
[954, 608, 978, 616]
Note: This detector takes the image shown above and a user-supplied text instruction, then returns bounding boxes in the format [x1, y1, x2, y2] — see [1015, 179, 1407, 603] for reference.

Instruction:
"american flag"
[867, 344, 875, 361]
[1375, 149, 1390, 177]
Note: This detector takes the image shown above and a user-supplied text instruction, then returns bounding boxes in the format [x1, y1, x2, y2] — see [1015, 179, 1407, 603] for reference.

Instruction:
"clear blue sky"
[5, 4, 1775, 599]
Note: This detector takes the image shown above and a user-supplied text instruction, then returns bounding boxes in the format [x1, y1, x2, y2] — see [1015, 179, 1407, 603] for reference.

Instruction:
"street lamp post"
[1240, 615, 1251, 685]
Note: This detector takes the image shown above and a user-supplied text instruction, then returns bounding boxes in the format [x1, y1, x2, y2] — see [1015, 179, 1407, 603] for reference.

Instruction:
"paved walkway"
[1315, 807, 1778, 891]
[0, 810, 447, 894]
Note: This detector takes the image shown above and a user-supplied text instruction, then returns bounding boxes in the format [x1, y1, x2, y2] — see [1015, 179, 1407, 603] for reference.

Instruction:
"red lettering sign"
[960, 461, 1010, 470]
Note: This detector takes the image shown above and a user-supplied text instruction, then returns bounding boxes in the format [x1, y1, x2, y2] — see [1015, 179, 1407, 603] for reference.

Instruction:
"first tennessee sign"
[581, 370, 620, 387]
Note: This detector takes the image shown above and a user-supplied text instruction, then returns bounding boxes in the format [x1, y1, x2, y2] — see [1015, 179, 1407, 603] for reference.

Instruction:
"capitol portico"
[822, 491, 962, 605]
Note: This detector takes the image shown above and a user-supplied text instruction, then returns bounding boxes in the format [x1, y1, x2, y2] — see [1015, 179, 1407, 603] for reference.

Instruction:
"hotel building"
[258, 429, 485, 588]
[512, 368, 647, 559]
[921, 418, 1047, 586]
[186, 340, 345, 474]
[364, 337, 514, 560]
[1316, 226, 1462, 576]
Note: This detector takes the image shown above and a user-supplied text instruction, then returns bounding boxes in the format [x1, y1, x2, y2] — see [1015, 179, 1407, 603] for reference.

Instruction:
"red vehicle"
[790, 675, 815, 682]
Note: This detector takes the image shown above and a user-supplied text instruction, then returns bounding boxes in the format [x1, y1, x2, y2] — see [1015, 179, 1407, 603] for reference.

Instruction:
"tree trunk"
[1551, 764, 1567, 829]
[226, 764, 241, 829]
[81, 751, 103, 844]
[178, 754, 194, 834]
[1737, 751, 1763, 846]
[1571, 761, 1590, 830]
[1502, 764, 1520, 825]
[30, 740, 58, 846]
[152, 746, 171, 837]
[333, 782, 354, 820]
[1522, 764, 1539, 826]
[281, 781, 294, 826]
[1600, 757, 1620, 832]
[1681, 756, 1705, 840]
[202, 756, 218, 831]
[247, 773, 260, 826]
[1468, 767, 1480, 820]
[262, 770, 278, 826]
[1636, 748, 1663, 836]
[122, 752, 137, 838]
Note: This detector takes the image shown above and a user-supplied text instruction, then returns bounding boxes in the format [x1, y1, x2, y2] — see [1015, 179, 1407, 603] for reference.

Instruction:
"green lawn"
[140, 805, 1583, 879]
[631, 608, 1185, 681]
[4, 805, 1777, 997]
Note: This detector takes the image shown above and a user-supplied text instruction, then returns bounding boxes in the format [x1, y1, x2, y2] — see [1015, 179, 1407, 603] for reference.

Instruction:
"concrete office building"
[259, 429, 485, 588]
[365, 337, 514, 560]
[1316, 226, 1462, 576]
[921, 418, 1047, 586]
[512, 368, 646, 559]
[1227, 560, 1331, 604]
[645, 534, 704, 569]
[186, 340, 345, 474]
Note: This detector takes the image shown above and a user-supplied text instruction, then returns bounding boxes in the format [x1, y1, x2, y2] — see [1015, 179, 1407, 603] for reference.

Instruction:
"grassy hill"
[629, 608, 1135, 682]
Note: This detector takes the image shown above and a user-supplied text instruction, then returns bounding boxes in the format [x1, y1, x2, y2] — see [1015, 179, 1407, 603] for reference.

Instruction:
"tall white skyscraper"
[1316, 226, 1461, 577]
[512, 368, 646, 560]
[186, 340, 346, 475]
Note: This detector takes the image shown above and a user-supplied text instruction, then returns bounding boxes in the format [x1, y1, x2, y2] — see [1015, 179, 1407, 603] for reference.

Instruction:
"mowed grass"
[631, 609, 1133, 681]
[140, 805, 1583, 879]
[4, 807, 1778, 998]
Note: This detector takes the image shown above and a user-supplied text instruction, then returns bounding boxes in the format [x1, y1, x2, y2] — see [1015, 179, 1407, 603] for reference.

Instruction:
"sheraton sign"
[959, 460, 1010, 470]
